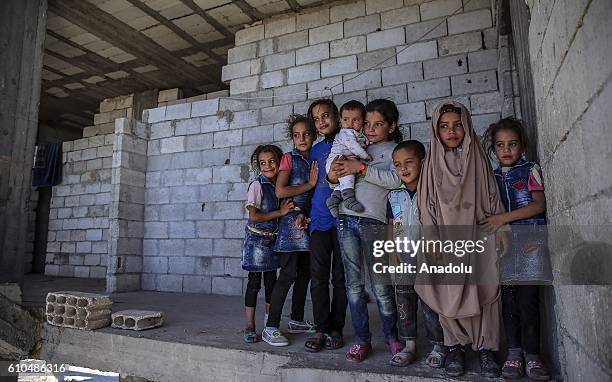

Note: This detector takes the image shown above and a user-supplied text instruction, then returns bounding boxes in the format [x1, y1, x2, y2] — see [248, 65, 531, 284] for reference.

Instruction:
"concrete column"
[0, 0, 47, 284]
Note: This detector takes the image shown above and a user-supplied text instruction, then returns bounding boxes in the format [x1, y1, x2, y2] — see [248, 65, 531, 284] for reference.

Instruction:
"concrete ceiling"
[41, 0, 326, 130]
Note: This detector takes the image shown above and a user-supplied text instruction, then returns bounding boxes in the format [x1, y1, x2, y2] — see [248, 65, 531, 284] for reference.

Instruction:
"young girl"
[482, 118, 551, 381]
[415, 101, 505, 378]
[263, 114, 318, 346]
[303, 99, 348, 353]
[242, 144, 292, 343]
[328, 99, 403, 362]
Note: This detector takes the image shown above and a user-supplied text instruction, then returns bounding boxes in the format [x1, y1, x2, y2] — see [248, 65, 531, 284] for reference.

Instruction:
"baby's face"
[341, 109, 364, 132]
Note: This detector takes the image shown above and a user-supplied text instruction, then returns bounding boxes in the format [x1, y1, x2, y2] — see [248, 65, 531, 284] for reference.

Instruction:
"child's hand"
[295, 214, 309, 230]
[280, 199, 294, 216]
[366, 154, 373, 162]
[496, 231, 511, 257]
[308, 161, 319, 188]
[479, 214, 507, 234]
[335, 158, 362, 177]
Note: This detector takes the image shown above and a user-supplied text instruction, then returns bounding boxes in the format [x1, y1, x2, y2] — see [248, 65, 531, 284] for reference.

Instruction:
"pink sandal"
[386, 339, 405, 355]
[346, 343, 372, 363]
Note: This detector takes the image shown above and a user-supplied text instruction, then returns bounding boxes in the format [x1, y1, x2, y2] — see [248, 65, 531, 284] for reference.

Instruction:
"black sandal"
[305, 334, 326, 352]
[324, 332, 344, 350]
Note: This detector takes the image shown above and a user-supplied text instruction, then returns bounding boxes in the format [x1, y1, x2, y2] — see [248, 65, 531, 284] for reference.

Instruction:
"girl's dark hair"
[340, 100, 366, 119]
[365, 99, 403, 143]
[393, 140, 426, 160]
[285, 113, 316, 139]
[483, 117, 529, 155]
[250, 144, 283, 172]
[307, 98, 339, 122]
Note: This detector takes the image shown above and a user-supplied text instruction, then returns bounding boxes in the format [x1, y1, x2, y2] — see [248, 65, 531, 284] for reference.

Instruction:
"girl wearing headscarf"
[415, 101, 505, 378]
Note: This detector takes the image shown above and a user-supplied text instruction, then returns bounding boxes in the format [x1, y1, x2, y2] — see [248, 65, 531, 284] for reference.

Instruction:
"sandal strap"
[504, 359, 523, 368]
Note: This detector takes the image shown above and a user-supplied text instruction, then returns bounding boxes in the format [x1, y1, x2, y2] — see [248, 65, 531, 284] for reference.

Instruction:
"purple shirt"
[309, 139, 336, 232]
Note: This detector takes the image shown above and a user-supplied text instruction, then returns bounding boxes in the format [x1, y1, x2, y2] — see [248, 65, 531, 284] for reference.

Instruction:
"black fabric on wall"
[32, 142, 63, 187]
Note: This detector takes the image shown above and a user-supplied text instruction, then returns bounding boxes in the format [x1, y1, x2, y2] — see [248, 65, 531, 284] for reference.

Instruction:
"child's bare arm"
[275, 164, 318, 198]
[480, 191, 546, 229]
[247, 199, 294, 222]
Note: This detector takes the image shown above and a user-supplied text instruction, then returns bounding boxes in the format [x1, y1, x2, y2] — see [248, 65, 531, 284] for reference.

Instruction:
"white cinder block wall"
[140, 0, 505, 295]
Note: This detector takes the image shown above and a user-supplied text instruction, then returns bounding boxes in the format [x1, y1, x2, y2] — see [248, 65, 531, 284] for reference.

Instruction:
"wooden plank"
[284, 0, 303, 13]
[125, 0, 224, 64]
[233, 0, 265, 21]
[48, 0, 221, 86]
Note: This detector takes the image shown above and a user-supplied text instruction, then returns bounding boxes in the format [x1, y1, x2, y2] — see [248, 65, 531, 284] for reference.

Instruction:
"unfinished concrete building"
[1, 0, 610, 380]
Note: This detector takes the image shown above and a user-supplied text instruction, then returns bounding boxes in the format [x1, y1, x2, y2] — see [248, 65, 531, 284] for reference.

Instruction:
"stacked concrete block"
[45, 291, 112, 330]
[46, 134, 114, 279]
[111, 310, 164, 331]
[157, 88, 183, 107]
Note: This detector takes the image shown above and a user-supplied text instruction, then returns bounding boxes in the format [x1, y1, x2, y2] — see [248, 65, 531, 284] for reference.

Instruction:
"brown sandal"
[304, 334, 326, 353]
[324, 332, 344, 350]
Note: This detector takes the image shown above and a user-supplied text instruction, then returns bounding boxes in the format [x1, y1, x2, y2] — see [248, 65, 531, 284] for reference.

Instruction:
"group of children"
[240, 97, 551, 380]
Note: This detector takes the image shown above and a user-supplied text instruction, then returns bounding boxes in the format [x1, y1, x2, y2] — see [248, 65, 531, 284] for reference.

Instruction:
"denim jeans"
[337, 214, 397, 343]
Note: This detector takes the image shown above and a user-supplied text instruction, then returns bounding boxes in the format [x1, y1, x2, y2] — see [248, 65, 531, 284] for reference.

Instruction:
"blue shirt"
[309, 139, 336, 232]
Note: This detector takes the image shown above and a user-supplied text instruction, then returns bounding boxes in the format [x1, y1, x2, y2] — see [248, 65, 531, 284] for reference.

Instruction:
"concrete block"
[212, 165, 244, 184]
[165, 103, 191, 120]
[357, 48, 396, 71]
[470, 91, 502, 114]
[408, 77, 451, 101]
[45, 291, 112, 330]
[158, 88, 181, 103]
[447, 9, 492, 35]
[94, 112, 111, 125]
[288, 63, 321, 85]
[99, 98, 116, 113]
[199, 184, 230, 202]
[213, 130, 242, 148]
[330, 1, 365, 22]
[321, 56, 357, 77]
[111, 310, 163, 331]
[265, 16, 296, 38]
[297, 7, 330, 30]
[168, 256, 195, 274]
[367, 84, 408, 104]
[257, 38, 274, 57]
[483, 27, 496, 49]
[468, 49, 497, 72]
[309, 22, 343, 45]
[438, 31, 482, 56]
[424, 54, 467, 79]
[182, 275, 212, 293]
[296, 43, 329, 65]
[156, 274, 182, 292]
[263, 51, 295, 72]
[160, 137, 185, 154]
[451, 70, 497, 95]
[183, 134, 211, 152]
[200, 148, 230, 167]
[397, 41, 438, 64]
[229, 76, 259, 95]
[169, 186, 199, 204]
[344, 14, 380, 38]
[212, 276, 243, 296]
[367, 27, 405, 51]
[221, 61, 251, 82]
[150, 122, 173, 140]
[230, 110, 260, 129]
[330, 36, 366, 58]
[159, 239, 185, 256]
[471, 113, 500, 136]
[277, 30, 308, 52]
[381, 5, 420, 29]
[343, 69, 381, 92]
[145, 222, 168, 238]
[145, 106, 166, 123]
[261, 70, 285, 89]
[74, 138, 89, 151]
[175, 118, 201, 136]
[273, 83, 307, 105]
[261, 104, 293, 124]
[235, 24, 264, 46]
[143, 256, 167, 273]
[420, 0, 463, 21]
[191, 99, 219, 117]
[84, 254, 101, 266]
[250, 58, 262, 75]
[227, 43, 257, 64]
[201, 115, 229, 133]
[195, 256, 225, 276]
[381, 62, 423, 86]
[365, 0, 403, 15]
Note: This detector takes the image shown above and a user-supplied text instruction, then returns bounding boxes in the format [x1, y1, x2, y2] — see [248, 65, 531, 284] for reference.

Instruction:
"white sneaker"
[262, 327, 289, 347]
[287, 319, 316, 333]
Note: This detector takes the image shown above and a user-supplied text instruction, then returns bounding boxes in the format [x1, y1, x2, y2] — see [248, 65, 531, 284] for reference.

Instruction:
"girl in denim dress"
[242, 145, 293, 343]
[263, 114, 319, 346]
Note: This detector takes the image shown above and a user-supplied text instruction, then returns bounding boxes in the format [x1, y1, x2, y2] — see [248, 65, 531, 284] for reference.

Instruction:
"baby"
[325, 100, 371, 217]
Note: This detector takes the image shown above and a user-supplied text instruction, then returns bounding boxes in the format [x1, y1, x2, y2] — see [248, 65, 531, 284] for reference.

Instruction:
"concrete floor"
[22, 275, 515, 381]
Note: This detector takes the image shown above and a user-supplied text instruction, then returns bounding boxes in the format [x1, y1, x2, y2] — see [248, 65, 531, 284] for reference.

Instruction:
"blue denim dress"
[495, 160, 553, 284]
[274, 149, 311, 252]
[241, 175, 280, 272]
